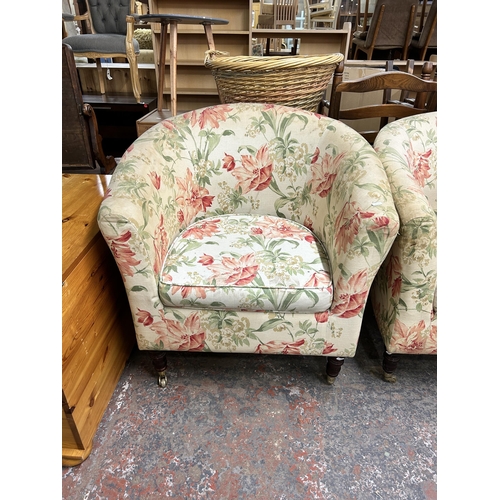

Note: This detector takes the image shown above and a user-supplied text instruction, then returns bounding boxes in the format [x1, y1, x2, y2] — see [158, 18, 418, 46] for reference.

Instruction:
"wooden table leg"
[96, 58, 106, 95]
[203, 24, 216, 51]
[157, 20, 168, 111]
[170, 21, 178, 117]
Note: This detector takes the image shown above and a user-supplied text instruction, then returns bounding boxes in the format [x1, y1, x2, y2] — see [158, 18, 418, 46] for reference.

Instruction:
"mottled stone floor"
[62, 306, 437, 499]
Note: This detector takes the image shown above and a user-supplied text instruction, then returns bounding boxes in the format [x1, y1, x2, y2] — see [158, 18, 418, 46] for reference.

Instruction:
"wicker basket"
[204, 50, 344, 112]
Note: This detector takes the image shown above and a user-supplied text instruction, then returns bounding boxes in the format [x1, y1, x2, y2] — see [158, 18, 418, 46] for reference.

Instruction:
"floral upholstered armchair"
[371, 112, 437, 381]
[98, 103, 399, 387]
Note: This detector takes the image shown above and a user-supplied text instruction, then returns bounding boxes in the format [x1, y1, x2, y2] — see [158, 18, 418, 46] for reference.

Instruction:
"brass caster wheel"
[326, 374, 336, 385]
[158, 371, 167, 388]
[383, 371, 397, 383]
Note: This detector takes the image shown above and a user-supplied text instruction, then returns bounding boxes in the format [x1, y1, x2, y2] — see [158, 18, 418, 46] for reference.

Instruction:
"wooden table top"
[138, 13, 228, 25]
[62, 173, 112, 281]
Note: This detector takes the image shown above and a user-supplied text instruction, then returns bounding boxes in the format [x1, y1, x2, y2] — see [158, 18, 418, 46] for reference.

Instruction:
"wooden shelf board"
[160, 89, 219, 96]
[76, 62, 155, 70]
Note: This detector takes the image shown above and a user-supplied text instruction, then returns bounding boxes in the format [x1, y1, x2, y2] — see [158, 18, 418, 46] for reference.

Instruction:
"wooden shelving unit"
[147, 0, 252, 110]
[146, 0, 351, 113]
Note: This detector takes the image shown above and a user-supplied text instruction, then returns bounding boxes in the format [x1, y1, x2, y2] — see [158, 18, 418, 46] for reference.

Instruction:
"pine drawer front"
[62, 174, 134, 466]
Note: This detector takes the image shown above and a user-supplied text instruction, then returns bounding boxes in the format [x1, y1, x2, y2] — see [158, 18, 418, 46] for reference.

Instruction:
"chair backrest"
[324, 60, 437, 144]
[62, 42, 95, 170]
[306, 0, 336, 17]
[62, 43, 116, 173]
[305, 0, 340, 28]
[274, 0, 298, 29]
[260, 0, 274, 16]
[338, 0, 359, 29]
[85, 0, 133, 35]
[364, 0, 419, 49]
[415, 0, 437, 49]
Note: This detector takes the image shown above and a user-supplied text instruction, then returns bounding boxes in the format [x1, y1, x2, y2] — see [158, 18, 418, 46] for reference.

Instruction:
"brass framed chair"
[62, 43, 116, 174]
[321, 60, 437, 144]
[62, 0, 142, 103]
[351, 0, 419, 60]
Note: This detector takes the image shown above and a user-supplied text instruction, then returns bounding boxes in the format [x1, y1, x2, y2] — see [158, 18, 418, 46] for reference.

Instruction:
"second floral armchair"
[98, 103, 399, 386]
[371, 112, 437, 381]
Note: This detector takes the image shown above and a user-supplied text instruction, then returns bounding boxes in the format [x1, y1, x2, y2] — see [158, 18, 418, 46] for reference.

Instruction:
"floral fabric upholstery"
[98, 103, 399, 358]
[159, 214, 333, 313]
[372, 112, 437, 355]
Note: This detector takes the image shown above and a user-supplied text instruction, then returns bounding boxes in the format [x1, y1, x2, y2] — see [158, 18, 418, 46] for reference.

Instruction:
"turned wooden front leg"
[382, 351, 400, 383]
[326, 357, 345, 385]
[148, 351, 168, 387]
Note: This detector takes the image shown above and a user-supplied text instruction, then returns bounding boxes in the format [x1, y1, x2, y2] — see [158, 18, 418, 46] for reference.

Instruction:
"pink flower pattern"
[189, 104, 233, 129]
[107, 230, 141, 277]
[206, 253, 259, 286]
[332, 270, 368, 319]
[230, 145, 273, 194]
[309, 152, 345, 198]
[150, 311, 205, 351]
[153, 214, 169, 275]
[175, 169, 214, 224]
[334, 202, 375, 254]
[256, 339, 305, 354]
[406, 144, 432, 187]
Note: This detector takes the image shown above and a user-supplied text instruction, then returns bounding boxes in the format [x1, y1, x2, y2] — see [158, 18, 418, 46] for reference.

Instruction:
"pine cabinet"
[62, 174, 135, 466]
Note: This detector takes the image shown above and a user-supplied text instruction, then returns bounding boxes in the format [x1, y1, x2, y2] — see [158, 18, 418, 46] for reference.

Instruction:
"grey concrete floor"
[62, 304, 437, 499]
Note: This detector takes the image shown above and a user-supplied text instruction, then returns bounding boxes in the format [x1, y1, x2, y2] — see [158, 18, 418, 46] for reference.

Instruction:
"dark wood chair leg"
[326, 357, 345, 385]
[382, 350, 400, 383]
[148, 351, 168, 388]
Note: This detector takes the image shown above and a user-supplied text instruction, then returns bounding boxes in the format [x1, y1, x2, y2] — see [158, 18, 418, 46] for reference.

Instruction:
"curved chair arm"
[62, 12, 89, 23]
[98, 148, 180, 307]
[374, 117, 437, 225]
[322, 143, 400, 293]
[125, 14, 139, 58]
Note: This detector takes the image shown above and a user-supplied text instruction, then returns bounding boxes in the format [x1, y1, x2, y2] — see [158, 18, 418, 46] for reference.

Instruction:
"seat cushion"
[63, 34, 140, 55]
[158, 214, 333, 313]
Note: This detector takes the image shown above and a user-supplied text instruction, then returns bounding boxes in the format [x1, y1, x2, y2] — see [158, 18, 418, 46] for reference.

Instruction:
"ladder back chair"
[351, 0, 419, 60]
[321, 60, 437, 144]
[409, 0, 437, 60]
[274, 0, 299, 29]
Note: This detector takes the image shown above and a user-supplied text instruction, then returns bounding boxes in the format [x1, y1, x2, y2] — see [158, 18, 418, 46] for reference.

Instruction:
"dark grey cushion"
[63, 34, 140, 55]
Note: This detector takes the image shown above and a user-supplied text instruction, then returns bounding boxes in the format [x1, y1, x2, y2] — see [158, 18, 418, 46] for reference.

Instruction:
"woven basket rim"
[204, 50, 344, 71]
